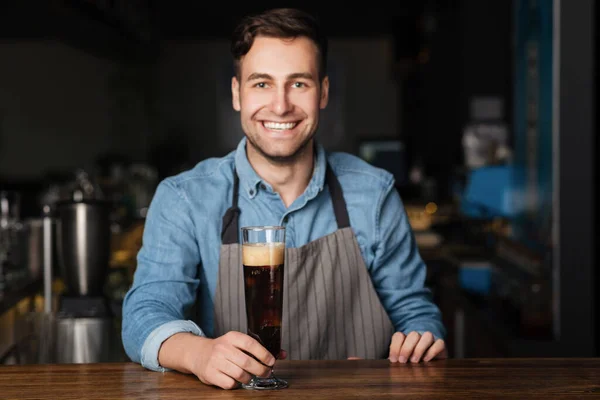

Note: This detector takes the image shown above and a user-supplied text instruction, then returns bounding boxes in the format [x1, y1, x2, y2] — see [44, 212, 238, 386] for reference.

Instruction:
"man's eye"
[255, 82, 268, 88]
[293, 82, 306, 88]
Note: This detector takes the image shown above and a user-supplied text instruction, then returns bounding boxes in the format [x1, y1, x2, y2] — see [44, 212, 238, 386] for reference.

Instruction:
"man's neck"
[246, 142, 315, 208]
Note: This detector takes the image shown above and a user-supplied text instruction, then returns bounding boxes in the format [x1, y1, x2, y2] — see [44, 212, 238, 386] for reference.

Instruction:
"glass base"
[242, 376, 288, 390]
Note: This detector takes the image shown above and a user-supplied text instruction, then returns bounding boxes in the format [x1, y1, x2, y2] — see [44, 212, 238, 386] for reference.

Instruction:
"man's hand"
[159, 331, 285, 390]
[388, 331, 447, 363]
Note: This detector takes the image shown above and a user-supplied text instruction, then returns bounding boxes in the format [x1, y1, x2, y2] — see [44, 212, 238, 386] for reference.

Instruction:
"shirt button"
[260, 184, 266, 190]
[283, 216, 288, 224]
[249, 189, 254, 196]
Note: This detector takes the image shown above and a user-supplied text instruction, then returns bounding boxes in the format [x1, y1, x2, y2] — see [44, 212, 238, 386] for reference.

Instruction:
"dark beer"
[243, 243, 284, 358]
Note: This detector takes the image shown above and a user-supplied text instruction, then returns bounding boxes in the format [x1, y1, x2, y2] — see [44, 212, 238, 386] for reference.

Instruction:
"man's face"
[232, 36, 329, 163]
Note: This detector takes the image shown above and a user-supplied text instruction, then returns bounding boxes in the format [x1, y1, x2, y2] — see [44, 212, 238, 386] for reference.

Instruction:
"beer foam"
[242, 243, 285, 266]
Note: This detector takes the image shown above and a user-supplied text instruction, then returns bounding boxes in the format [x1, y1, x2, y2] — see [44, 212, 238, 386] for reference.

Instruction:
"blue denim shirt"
[121, 137, 446, 371]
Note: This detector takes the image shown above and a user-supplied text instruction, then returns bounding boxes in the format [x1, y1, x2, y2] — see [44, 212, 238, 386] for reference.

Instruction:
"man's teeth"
[263, 121, 297, 130]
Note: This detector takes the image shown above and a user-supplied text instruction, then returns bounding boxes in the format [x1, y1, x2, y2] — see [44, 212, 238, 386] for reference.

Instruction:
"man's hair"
[231, 8, 328, 81]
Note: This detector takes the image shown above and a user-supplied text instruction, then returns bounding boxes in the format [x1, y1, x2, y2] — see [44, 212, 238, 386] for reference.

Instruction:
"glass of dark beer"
[241, 226, 287, 390]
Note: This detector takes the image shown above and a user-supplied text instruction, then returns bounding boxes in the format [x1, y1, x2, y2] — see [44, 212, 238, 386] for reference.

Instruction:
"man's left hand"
[388, 331, 447, 363]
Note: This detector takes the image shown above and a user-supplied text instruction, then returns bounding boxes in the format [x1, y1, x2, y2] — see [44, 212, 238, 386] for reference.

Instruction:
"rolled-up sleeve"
[121, 179, 205, 371]
[140, 320, 203, 371]
[369, 178, 446, 340]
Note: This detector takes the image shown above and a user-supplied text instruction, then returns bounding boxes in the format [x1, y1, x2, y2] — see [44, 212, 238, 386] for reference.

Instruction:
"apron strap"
[221, 170, 240, 245]
[325, 164, 351, 229]
[221, 162, 351, 244]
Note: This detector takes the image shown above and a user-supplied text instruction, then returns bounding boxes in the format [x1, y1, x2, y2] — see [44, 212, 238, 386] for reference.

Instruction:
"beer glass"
[241, 226, 287, 390]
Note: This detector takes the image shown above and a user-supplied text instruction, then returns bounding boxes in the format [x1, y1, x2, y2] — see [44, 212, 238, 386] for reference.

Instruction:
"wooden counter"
[1, 359, 599, 399]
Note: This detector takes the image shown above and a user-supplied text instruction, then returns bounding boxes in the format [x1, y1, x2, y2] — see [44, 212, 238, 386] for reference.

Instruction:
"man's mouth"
[262, 121, 299, 131]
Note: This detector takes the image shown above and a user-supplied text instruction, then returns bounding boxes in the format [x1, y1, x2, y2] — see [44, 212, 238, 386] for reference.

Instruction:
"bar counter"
[1, 358, 599, 399]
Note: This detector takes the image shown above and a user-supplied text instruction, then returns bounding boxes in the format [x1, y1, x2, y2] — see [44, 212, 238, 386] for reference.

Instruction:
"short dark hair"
[231, 8, 328, 81]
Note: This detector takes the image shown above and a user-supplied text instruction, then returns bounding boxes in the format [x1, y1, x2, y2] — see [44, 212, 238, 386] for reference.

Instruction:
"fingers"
[423, 339, 447, 362]
[278, 350, 287, 360]
[225, 331, 275, 367]
[218, 359, 253, 385]
[224, 346, 272, 378]
[409, 332, 435, 363]
[398, 331, 421, 363]
[389, 332, 446, 364]
[194, 332, 274, 390]
[388, 332, 405, 362]
[398, 332, 421, 363]
[201, 372, 238, 390]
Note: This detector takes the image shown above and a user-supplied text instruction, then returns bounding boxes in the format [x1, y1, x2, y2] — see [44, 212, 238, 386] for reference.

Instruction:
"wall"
[153, 37, 400, 164]
[0, 36, 400, 180]
[0, 40, 150, 180]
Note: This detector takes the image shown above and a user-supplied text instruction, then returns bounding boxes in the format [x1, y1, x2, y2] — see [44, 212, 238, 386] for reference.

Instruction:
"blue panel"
[512, 0, 554, 252]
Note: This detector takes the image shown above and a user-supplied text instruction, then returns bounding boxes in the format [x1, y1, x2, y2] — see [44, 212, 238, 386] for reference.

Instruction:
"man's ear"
[319, 76, 329, 109]
[232, 76, 241, 111]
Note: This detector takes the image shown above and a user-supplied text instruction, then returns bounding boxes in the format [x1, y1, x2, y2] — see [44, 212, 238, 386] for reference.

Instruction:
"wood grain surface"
[1, 358, 599, 399]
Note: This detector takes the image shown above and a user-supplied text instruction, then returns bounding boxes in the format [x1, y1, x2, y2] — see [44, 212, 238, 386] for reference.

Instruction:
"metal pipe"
[43, 205, 53, 314]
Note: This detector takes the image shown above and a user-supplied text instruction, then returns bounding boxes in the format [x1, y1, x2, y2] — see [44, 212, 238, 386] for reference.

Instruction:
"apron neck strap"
[221, 162, 351, 244]
[325, 163, 350, 229]
[221, 170, 240, 244]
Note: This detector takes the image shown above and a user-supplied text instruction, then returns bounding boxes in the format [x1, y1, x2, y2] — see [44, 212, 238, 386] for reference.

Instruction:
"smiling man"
[121, 8, 447, 390]
[231, 33, 330, 208]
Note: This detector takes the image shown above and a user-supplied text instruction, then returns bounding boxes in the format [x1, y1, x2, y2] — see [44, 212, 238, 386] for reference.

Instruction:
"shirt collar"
[234, 137, 327, 199]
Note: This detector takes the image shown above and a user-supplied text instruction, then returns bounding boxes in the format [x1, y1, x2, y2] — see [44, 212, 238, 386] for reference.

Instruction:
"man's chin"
[254, 144, 311, 165]
[261, 150, 302, 164]
[246, 133, 315, 165]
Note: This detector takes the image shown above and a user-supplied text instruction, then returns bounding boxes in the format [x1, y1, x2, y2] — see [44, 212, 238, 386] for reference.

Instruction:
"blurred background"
[0, 0, 597, 364]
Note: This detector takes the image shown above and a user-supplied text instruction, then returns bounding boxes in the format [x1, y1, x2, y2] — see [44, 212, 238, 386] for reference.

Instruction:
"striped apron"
[211, 163, 395, 360]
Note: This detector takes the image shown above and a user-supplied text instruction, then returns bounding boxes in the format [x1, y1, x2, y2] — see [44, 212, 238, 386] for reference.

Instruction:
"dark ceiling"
[150, 3, 426, 39]
[0, 1, 451, 63]
[0, 1, 436, 38]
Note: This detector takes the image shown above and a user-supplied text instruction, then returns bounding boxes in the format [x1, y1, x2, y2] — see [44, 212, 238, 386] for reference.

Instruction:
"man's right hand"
[158, 331, 276, 390]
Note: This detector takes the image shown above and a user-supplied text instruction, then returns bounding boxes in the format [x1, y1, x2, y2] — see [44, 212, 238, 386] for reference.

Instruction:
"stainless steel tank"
[55, 200, 111, 297]
[55, 317, 114, 364]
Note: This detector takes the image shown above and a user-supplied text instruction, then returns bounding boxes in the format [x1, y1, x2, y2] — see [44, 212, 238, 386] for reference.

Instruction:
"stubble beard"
[245, 129, 316, 166]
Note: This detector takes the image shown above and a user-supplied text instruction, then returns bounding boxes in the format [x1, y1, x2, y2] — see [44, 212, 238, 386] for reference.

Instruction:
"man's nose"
[269, 88, 292, 115]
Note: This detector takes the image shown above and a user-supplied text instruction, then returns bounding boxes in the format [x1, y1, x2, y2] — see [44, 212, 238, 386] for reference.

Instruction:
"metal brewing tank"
[55, 200, 111, 297]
